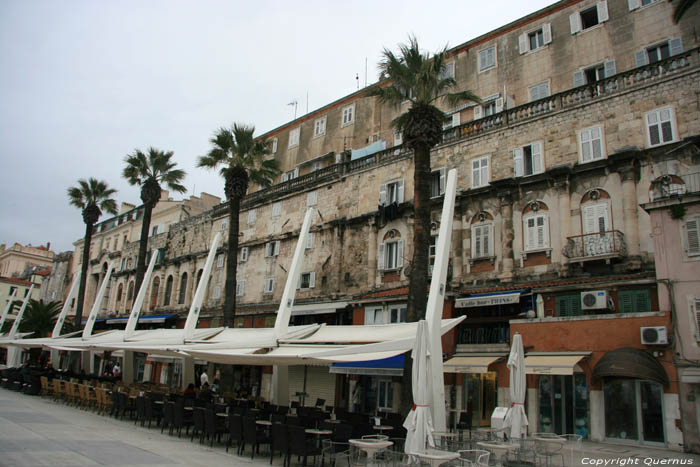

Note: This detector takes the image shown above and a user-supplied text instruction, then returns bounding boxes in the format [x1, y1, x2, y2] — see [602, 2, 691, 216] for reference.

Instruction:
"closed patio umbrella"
[504, 332, 528, 438]
[403, 320, 435, 456]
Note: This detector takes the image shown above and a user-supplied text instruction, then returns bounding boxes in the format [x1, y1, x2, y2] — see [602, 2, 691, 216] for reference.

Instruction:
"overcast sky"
[0, 0, 556, 253]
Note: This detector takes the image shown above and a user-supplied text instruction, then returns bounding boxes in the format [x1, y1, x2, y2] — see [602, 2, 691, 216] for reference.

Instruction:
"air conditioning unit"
[581, 290, 608, 310]
[641, 326, 668, 345]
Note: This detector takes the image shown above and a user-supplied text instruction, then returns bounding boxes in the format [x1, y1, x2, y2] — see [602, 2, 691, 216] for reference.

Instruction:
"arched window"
[150, 276, 160, 310]
[127, 281, 135, 301]
[378, 229, 403, 271]
[522, 201, 550, 252]
[196, 269, 204, 289]
[471, 211, 494, 259]
[164, 275, 173, 306]
[116, 283, 123, 302]
[178, 273, 188, 305]
[580, 189, 613, 257]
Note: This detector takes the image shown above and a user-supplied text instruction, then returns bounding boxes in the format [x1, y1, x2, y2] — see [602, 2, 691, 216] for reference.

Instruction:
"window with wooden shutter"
[307, 191, 317, 207]
[236, 280, 245, 297]
[306, 232, 314, 250]
[272, 202, 281, 218]
[579, 126, 605, 163]
[264, 278, 274, 294]
[525, 214, 549, 250]
[646, 107, 676, 147]
[248, 209, 256, 225]
[618, 289, 651, 313]
[557, 295, 582, 317]
[472, 156, 489, 188]
[288, 127, 300, 148]
[686, 218, 700, 256]
[472, 224, 492, 258]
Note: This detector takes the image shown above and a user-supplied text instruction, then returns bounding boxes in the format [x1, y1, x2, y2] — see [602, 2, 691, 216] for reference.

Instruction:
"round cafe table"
[477, 440, 518, 465]
[349, 438, 393, 463]
[410, 449, 460, 467]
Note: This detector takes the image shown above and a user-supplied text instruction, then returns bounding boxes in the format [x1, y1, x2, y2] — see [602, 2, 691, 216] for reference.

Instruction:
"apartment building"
[0, 242, 55, 279]
[66, 0, 699, 450]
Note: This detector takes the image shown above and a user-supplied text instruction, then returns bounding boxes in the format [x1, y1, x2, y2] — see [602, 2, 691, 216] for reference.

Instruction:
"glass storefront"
[604, 379, 665, 444]
[538, 374, 589, 438]
[462, 372, 498, 427]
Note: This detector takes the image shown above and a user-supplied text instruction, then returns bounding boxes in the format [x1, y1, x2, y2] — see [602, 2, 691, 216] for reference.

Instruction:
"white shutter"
[514, 148, 524, 177]
[378, 243, 385, 270]
[293, 168, 299, 178]
[687, 219, 700, 255]
[570, 12, 582, 34]
[597, 204, 609, 232]
[307, 191, 317, 207]
[281, 173, 288, 183]
[274, 240, 280, 256]
[221, 221, 227, 232]
[396, 240, 404, 268]
[583, 205, 597, 235]
[538, 216, 548, 248]
[481, 158, 489, 185]
[264, 278, 274, 293]
[240, 247, 248, 262]
[635, 50, 649, 67]
[306, 232, 314, 250]
[397, 179, 404, 203]
[597, 1, 609, 22]
[439, 168, 446, 195]
[452, 113, 461, 127]
[272, 202, 281, 217]
[526, 218, 536, 250]
[694, 299, 700, 341]
[379, 184, 387, 206]
[573, 70, 586, 87]
[474, 106, 483, 120]
[473, 226, 483, 257]
[628, 0, 641, 10]
[603, 60, 616, 78]
[669, 37, 684, 56]
[532, 142, 543, 174]
[248, 209, 256, 225]
[495, 98, 504, 113]
[297, 275, 302, 290]
[309, 272, 316, 288]
[542, 23, 552, 44]
[472, 160, 481, 187]
[217, 254, 224, 268]
[236, 281, 245, 297]
[519, 33, 528, 54]
[484, 225, 492, 256]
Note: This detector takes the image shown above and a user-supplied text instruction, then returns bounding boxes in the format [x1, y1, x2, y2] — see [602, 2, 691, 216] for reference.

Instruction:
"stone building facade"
[64, 0, 700, 451]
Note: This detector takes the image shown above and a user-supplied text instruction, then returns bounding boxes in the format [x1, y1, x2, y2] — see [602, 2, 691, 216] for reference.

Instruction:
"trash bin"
[490, 407, 509, 438]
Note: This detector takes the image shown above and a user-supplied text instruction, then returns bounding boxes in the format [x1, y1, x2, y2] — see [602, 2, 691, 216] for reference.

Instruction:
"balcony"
[562, 230, 627, 262]
[650, 171, 700, 201]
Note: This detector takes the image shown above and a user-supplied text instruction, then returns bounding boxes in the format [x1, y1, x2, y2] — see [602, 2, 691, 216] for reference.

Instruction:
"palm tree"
[123, 148, 186, 293]
[197, 124, 279, 327]
[19, 300, 62, 338]
[369, 36, 478, 415]
[369, 36, 478, 323]
[67, 178, 118, 331]
[672, 0, 696, 22]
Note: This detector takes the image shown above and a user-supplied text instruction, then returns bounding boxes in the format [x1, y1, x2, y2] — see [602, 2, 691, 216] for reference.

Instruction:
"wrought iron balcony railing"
[650, 172, 700, 201]
[562, 230, 627, 261]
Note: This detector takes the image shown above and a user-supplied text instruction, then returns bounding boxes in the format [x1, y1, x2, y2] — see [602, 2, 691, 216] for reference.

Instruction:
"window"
[471, 223, 493, 259]
[264, 278, 275, 294]
[519, 24, 552, 54]
[513, 142, 544, 177]
[393, 129, 403, 147]
[365, 306, 385, 325]
[288, 127, 300, 148]
[473, 95, 503, 119]
[570, 1, 608, 34]
[378, 239, 404, 271]
[377, 379, 394, 411]
[311, 161, 322, 172]
[178, 273, 187, 304]
[646, 107, 676, 147]
[342, 104, 355, 127]
[556, 295, 583, 317]
[389, 304, 407, 323]
[281, 168, 299, 182]
[270, 137, 278, 153]
[151, 225, 159, 236]
[618, 289, 651, 313]
[430, 168, 446, 198]
[240, 247, 249, 262]
[574, 60, 616, 87]
[439, 62, 455, 79]
[443, 112, 461, 130]
[429, 235, 437, 276]
[163, 276, 173, 306]
[635, 38, 682, 67]
[272, 202, 281, 218]
[307, 191, 317, 207]
[579, 126, 605, 162]
[236, 280, 245, 297]
[379, 179, 404, 206]
[479, 45, 496, 72]
[694, 298, 700, 341]
[220, 221, 228, 232]
[306, 232, 314, 250]
[298, 272, 316, 289]
[529, 82, 550, 102]
[216, 253, 224, 269]
[628, 0, 661, 9]
[472, 156, 490, 188]
[685, 217, 700, 256]
[314, 116, 326, 137]
[524, 214, 550, 250]
[265, 241, 280, 257]
[247, 209, 256, 225]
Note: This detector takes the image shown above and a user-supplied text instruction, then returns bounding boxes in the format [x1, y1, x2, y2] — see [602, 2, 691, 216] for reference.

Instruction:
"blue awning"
[329, 354, 403, 376]
[98, 314, 177, 325]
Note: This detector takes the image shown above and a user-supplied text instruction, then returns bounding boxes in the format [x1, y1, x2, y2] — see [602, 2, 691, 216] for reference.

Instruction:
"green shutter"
[619, 290, 650, 313]
[557, 295, 582, 317]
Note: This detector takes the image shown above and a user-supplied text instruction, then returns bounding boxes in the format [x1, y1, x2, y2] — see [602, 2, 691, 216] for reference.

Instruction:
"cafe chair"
[457, 450, 490, 467]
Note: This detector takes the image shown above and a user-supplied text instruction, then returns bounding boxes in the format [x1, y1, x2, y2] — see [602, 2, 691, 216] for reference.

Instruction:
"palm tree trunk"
[223, 196, 240, 328]
[135, 202, 154, 294]
[75, 222, 93, 332]
[401, 142, 433, 416]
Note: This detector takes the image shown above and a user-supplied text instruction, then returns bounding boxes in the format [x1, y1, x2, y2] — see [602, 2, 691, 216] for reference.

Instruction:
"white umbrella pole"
[424, 169, 458, 432]
[182, 232, 222, 341]
[51, 271, 81, 338]
[124, 252, 159, 339]
[8, 285, 34, 337]
[82, 263, 114, 338]
[0, 289, 18, 332]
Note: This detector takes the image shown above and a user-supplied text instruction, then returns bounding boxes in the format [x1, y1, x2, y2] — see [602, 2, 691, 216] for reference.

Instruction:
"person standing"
[200, 369, 209, 387]
[352, 382, 363, 413]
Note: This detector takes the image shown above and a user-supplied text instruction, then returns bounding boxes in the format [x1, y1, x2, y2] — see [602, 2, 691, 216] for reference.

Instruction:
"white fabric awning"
[443, 355, 503, 373]
[524, 355, 585, 375]
[291, 302, 348, 316]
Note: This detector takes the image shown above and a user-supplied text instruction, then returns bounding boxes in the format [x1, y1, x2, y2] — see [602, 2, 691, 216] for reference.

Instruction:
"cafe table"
[477, 440, 518, 466]
[409, 449, 460, 467]
[349, 438, 393, 463]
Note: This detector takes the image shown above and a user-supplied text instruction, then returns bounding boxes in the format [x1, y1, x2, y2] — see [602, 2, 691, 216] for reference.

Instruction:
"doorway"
[538, 374, 589, 438]
[604, 379, 665, 445]
[462, 372, 498, 427]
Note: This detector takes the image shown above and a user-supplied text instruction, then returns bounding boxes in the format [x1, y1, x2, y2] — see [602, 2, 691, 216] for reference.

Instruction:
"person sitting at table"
[198, 382, 212, 403]
[183, 383, 196, 399]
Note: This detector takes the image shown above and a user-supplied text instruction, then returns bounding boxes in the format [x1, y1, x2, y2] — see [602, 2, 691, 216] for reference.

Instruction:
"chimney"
[46, 242, 51, 251]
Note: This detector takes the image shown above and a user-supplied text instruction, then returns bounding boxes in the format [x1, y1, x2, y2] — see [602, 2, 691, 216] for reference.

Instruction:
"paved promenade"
[0, 387, 699, 466]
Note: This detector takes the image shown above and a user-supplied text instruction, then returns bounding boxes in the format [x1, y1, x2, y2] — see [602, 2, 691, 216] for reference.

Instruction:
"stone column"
[619, 167, 641, 257]
[182, 356, 195, 390]
[451, 211, 463, 283]
[271, 366, 290, 406]
[368, 220, 378, 287]
[499, 193, 514, 281]
[122, 350, 135, 384]
[557, 181, 571, 265]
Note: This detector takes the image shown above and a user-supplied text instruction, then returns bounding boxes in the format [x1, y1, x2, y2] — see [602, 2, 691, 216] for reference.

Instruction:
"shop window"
[539, 374, 589, 438]
[618, 289, 651, 313]
[377, 379, 394, 411]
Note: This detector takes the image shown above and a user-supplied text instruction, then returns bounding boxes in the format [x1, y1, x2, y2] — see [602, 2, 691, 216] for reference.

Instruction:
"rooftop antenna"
[364, 57, 368, 87]
[288, 100, 298, 120]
